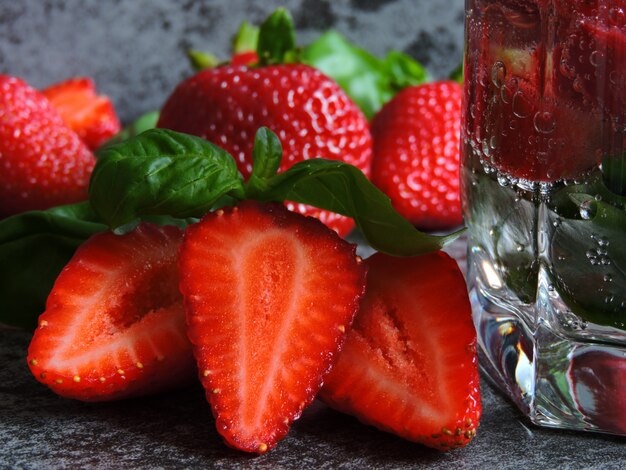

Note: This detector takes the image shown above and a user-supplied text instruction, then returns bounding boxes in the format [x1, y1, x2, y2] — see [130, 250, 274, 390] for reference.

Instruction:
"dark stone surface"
[0, 0, 465, 122]
[1, 328, 624, 469]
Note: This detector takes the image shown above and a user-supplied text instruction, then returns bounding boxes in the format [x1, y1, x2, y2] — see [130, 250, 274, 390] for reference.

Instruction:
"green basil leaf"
[550, 194, 626, 331]
[302, 31, 428, 119]
[464, 169, 539, 303]
[90, 129, 245, 229]
[102, 110, 160, 148]
[233, 21, 260, 54]
[250, 158, 460, 256]
[246, 127, 283, 196]
[602, 152, 626, 196]
[0, 202, 106, 329]
[257, 8, 296, 65]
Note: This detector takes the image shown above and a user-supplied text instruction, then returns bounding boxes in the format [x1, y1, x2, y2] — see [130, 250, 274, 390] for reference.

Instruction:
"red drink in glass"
[462, 0, 626, 435]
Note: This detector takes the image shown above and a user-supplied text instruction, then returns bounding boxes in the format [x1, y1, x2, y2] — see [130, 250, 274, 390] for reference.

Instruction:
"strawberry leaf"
[90, 129, 246, 228]
[302, 31, 428, 119]
[0, 202, 106, 329]
[257, 8, 297, 65]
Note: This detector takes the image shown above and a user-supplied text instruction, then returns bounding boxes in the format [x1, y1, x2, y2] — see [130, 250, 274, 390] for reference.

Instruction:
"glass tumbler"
[461, 0, 626, 435]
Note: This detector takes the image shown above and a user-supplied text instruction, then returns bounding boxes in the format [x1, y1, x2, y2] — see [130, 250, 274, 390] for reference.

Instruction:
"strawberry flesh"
[27, 224, 195, 402]
[178, 201, 367, 453]
[43, 77, 121, 150]
[320, 251, 481, 450]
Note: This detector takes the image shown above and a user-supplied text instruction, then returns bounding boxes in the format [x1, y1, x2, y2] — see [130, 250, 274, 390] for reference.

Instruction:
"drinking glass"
[462, 0, 626, 435]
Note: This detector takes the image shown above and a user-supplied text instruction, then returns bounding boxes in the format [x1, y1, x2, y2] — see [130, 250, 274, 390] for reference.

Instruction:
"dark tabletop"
[1, 328, 624, 470]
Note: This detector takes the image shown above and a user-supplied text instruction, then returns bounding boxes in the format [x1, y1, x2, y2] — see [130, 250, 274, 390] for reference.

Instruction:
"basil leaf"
[464, 170, 539, 303]
[0, 202, 106, 329]
[602, 152, 626, 196]
[246, 127, 283, 195]
[257, 8, 297, 65]
[250, 158, 460, 256]
[550, 193, 626, 331]
[102, 110, 160, 148]
[302, 31, 428, 119]
[383, 50, 428, 91]
[90, 129, 245, 229]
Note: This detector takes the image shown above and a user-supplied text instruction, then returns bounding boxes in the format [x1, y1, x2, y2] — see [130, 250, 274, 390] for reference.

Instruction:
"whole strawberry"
[371, 81, 463, 230]
[158, 11, 372, 237]
[0, 75, 95, 217]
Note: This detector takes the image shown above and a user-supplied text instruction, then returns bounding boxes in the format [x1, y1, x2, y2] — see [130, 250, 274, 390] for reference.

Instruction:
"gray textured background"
[0, 0, 465, 121]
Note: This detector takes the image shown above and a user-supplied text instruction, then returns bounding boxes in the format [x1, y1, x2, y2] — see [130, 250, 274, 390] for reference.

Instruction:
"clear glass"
[462, 0, 626, 435]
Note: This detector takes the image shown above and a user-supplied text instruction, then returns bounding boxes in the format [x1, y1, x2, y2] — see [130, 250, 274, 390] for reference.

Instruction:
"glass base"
[468, 251, 626, 436]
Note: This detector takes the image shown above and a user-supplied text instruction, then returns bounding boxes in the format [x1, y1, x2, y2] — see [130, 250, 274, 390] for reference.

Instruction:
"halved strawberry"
[27, 224, 195, 402]
[178, 201, 367, 453]
[320, 251, 481, 451]
[43, 77, 121, 150]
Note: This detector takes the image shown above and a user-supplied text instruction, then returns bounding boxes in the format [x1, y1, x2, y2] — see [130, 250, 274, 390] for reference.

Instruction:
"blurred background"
[0, 0, 464, 122]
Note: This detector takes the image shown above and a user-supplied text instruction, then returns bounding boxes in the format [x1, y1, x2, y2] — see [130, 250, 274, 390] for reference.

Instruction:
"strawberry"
[481, 76, 603, 181]
[157, 64, 372, 236]
[230, 51, 259, 67]
[0, 75, 96, 217]
[558, 12, 626, 121]
[320, 251, 481, 451]
[27, 223, 195, 402]
[569, 350, 626, 435]
[371, 81, 463, 230]
[42, 77, 121, 150]
[178, 201, 367, 453]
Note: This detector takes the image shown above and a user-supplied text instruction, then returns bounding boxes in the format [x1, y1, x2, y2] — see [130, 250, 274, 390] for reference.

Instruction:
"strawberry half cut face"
[27, 224, 195, 402]
[178, 201, 367, 453]
[320, 251, 481, 451]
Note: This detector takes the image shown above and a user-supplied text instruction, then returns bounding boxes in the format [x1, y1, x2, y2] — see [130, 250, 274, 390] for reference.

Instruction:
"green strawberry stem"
[257, 8, 297, 66]
[233, 21, 260, 54]
[187, 50, 219, 72]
